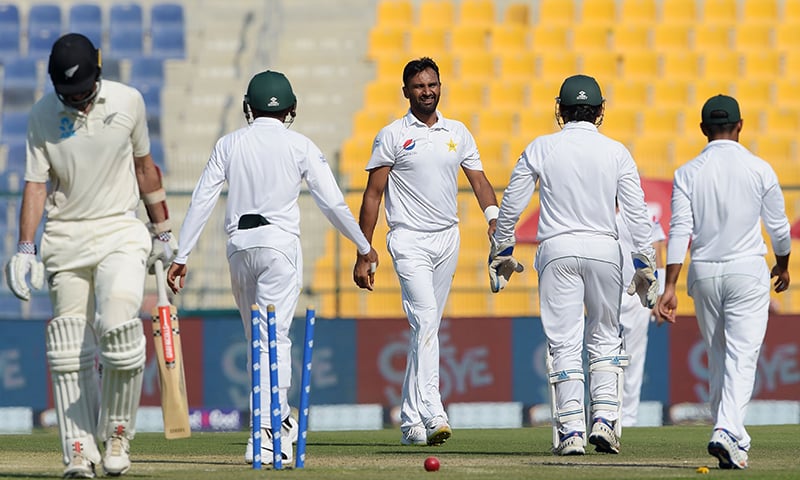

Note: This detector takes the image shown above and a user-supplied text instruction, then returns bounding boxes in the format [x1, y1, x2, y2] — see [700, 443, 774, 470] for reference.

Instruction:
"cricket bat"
[151, 259, 191, 439]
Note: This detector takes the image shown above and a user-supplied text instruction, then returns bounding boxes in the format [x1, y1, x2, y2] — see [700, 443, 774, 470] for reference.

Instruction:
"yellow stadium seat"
[537, 0, 576, 26]
[367, 26, 407, 61]
[445, 106, 477, 132]
[673, 137, 707, 163]
[486, 79, 528, 109]
[571, 24, 613, 52]
[476, 109, 517, 137]
[700, 0, 738, 25]
[489, 25, 529, 53]
[490, 289, 536, 317]
[739, 0, 779, 23]
[408, 27, 449, 58]
[375, 0, 414, 27]
[496, 51, 537, 81]
[700, 51, 740, 78]
[450, 24, 489, 54]
[364, 80, 405, 111]
[600, 107, 640, 141]
[417, 0, 455, 27]
[733, 23, 774, 52]
[732, 79, 773, 107]
[365, 291, 405, 317]
[618, 0, 657, 23]
[352, 110, 392, 137]
[630, 136, 674, 172]
[458, 0, 495, 27]
[659, 0, 697, 24]
[530, 24, 570, 51]
[762, 109, 800, 136]
[536, 51, 579, 81]
[620, 51, 660, 80]
[528, 79, 562, 109]
[432, 54, 457, 78]
[578, 0, 616, 25]
[640, 107, 684, 136]
[693, 79, 732, 106]
[651, 79, 692, 105]
[442, 80, 485, 110]
[693, 25, 733, 51]
[740, 51, 781, 80]
[783, 51, 800, 77]
[517, 108, 559, 138]
[661, 51, 702, 81]
[504, 2, 530, 26]
[775, 22, 800, 52]
[784, 0, 800, 23]
[374, 55, 412, 81]
[611, 25, 651, 52]
[579, 51, 622, 82]
[607, 79, 649, 109]
[774, 78, 800, 109]
[651, 24, 692, 52]
[457, 52, 496, 80]
[476, 134, 508, 166]
[446, 290, 490, 317]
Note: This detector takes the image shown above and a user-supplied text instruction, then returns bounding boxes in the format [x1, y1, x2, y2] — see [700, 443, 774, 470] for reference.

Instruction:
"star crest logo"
[447, 139, 457, 152]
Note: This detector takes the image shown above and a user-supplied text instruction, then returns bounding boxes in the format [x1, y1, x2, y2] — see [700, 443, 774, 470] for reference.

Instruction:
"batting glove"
[5, 242, 44, 301]
[148, 231, 178, 275]
[488, 237, 524, 293]
[626, 253, 659, 308]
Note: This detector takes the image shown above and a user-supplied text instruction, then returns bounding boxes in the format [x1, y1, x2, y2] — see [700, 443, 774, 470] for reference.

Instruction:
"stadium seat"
[363, 80, 405, 111]
[3, 142, 27, 176]
[773, 79, 800, 108]
[2, 86, 37, 113]
[150, 137, 165, 172]
[109, 3, 143, 32]
[577, 0, 616, 25]
[150, 3, 185, 32]
[611, 25, 650, 52]
[700, 51, 740, 78]
[457, 0, 494, 27]
[456, 52, 495, 80]
[109, 28, 143, 59]
[571, 24, 612, 52]
[693, 79, 732, 106]
[1, 112, 29, 147]
[579, 51, 622, 81]
[732, 79, 772, 106]
[102, 57, 122, 82]
[442, 81, 484, 109]
[496, 51, 536, 81]
[27, 28, 60, 59]
[450, 25, 488, 54]
[784, 0, 800, 23]
[129, 57, 165, 88]
[134, 83, 161, 117]
[150, 28, 186, 60]
[0, 4, 20, 30]
[733, 23, 774, 52]
[651, 24, 691, 52]
[659, 0, 696, 24]
[68, 4, 103, 48]
[0, 29, 22, 62]
[489, 25, 528, 53]
[416, 0, 455, 27]
[28, 4, 62, 34]
[640, 107, 684, 136]
[692, 25, 733, 51]
[503, 2, 529, 26]
[486, 79, 527, 109]
[536, 51, 578, 81]
[739, 0, 778, 23]
[700, 0, 738, 25]
[740, 51, 781, 80]
[529, 24, 570, 51]
[619, 51, 659, 80]
[762, 109, 800, 136]
[600, 107, 639, 140]
[476, 109, 516, 137]
[3, 58, 39, 89]
[517, 107, 559, 138]
[775, 22, 800, 52]
[650, 79, 692, 105]
[607, 79, 649, 109]
[618, 0, 657, 23]
[407, 27, 448, 58]
[536, 0, 576, 26]
[366, 26, 406, 61]
[661, 51, 702, 81]
[374, 0, 413, 27]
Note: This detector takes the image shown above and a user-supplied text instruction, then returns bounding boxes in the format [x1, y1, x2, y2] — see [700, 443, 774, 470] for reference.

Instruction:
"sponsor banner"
[141, 316, 204, 407]
[670, 314, 800, 403]
[0, 320, 47, 409]
[356, 317, 513, 406]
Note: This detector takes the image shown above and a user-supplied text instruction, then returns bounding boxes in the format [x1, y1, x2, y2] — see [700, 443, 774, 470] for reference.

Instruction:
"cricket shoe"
[425, 417, 452, 446]
[63, 441, 97, 479]
[707, 428, 748, 469]
[554, 431, 585, 456]
[102, 426, 131, 477]
[245, 418, 296, 465]
[588, 418, 620, 454]
[400, 425, 427, 446]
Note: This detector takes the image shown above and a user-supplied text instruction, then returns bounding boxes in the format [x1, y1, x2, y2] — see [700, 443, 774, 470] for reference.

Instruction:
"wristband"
[483, 205, 499, 224]
[17, 241, 36, 255]
[656, 268, 665, 295]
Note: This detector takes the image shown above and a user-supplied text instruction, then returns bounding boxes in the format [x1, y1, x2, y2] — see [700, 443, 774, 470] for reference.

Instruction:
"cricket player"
[354, 57, 499, 447]
[4, 33, 177, 477]
[657, 95, 791, 470]
[166, 70, 378, 465]
[491, 74, 657, 456]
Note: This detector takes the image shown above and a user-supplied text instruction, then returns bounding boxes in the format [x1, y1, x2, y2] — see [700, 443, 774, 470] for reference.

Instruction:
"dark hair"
[702, 122, 738, 136]
[559, 104, 602, 123]
[403, 57, 440, 86]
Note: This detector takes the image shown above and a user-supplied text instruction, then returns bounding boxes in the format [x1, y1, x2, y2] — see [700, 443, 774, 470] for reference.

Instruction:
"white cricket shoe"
[707, 428, 749, 469]
[588, 418, 620, 454]
[425, 416, 452, 446]
[400, 425, 427, 446]
[102, 431, 131, 476]
[554, 431, 585, 456]
[63, 441, 96, 479]
[245, 417, 297, 465]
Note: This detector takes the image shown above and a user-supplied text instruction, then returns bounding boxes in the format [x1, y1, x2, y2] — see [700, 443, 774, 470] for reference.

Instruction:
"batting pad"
[46, 316, 102, 465]
[98, 319, 146, 440]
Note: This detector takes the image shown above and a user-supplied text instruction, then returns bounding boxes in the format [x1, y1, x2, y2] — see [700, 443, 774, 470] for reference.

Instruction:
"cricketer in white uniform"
[167, 71, 378, 465]
[616, 209, 666, 427]
[4, 33, 177, 478]
[491, 75, 657, 456]
[658, 95, 791, 470]
[355, 57, 499, 447]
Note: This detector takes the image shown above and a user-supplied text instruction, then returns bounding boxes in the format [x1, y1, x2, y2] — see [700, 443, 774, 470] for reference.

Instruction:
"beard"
[412, 95, 438, 116]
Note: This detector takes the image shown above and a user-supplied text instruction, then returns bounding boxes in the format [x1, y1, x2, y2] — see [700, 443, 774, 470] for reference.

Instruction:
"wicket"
[250, 304, 316, 470]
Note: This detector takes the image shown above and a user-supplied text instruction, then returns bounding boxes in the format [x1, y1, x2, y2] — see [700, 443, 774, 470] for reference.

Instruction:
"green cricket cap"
[701, 94, 741, 125]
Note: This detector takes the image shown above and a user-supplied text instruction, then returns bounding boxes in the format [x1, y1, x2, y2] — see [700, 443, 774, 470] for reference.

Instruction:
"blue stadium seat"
[133, 82, 161, 117]
[2, 57, 38, 89]
[27, 28, 60, 59]
[150, 28, 185, 59]
[128, 57, 164, 88]
[0, 169, 24, 193]
[28, 4, 62, 35]
[0, 4, 20, 30]
[150, 137, 165, 172]
[2, 86, 37, 113]
[68, 4, 103, 48]
[3, 143, 27, 176]
[0, 294, 23, 319]
[109, 3, 143, 32]
[102, 57, 122, 82]
[1, 112, 29, 147]
[0, 28, 21, 61]
[109, 28, 143, 59]
[151, 3, 184, 32]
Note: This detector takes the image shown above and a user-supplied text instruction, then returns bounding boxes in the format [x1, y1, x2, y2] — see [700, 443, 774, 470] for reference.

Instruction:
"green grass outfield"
[1, 425, 799, 479]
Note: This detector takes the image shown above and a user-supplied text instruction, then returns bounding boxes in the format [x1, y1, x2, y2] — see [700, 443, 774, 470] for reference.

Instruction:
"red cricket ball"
[424, 456, 440, 472]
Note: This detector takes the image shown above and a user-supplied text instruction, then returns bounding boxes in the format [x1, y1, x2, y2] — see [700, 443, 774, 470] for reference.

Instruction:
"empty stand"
[618, 0, 657, 23]
[68, 4, 102, 47]
[109, 27, 143, 59]
[27, 28, 60, 59]
[578, 0, 616, 26]
[129, 57, 165, 88]
[536, 0, 575, 26]
[489, 25, 528, 53]
[457, 0, 494, 28]
[109, 3, 143, 32]
[416, 0, 455, 27]
[28, 4, 62, 34]
[151, 28, 186, 60]
[375, 0, 413, 27]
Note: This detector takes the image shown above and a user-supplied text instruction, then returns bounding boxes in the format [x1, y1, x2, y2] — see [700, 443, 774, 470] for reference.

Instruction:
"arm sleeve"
[761, 169, 792, 256]
[25, 112, 50, 183]
[459, 127, 483, 171]
[617, 152, 655, 259]
[304, 142, 371, 255]
[366, 127, 396, 170]
[174, 140, 227, 263]
[666, 174, 693, 265]
[495, 150, 538, 244]
[129, 88, 150, 158]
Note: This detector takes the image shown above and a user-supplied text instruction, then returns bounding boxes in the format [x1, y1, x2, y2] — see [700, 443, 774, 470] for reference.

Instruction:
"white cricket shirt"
[667, 139, 791, 265]
[175, 117, 370, 263]
[495, 121, 655, 259]
[366, 110, 483, 232]
[25, 80, 150, 221]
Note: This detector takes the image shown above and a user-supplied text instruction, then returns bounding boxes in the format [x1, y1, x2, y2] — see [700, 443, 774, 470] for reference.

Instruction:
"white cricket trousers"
[535, 234, 624, 434]
[689, 257, 771, 451]
[388, 225, 459, 430]
[229, 231, 302, 428]
[619, 292, 651, 427]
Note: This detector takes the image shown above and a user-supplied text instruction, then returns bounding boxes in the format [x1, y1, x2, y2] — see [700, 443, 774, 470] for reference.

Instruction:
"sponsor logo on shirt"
[58, 117, 76, 138]
[402, 139, 416, 151]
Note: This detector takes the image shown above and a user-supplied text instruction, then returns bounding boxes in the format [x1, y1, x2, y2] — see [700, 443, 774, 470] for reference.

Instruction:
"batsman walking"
[4, 33, 177, 477]
[657, 95, 791, 470]
[490, 75, 657, 456]
[166, 70, 378, 465]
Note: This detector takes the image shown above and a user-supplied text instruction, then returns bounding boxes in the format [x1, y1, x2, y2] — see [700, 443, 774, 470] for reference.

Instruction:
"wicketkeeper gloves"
[5, 242, 44, 301]
[488, 237, 524, 293]
[627, 253, 659, 308]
